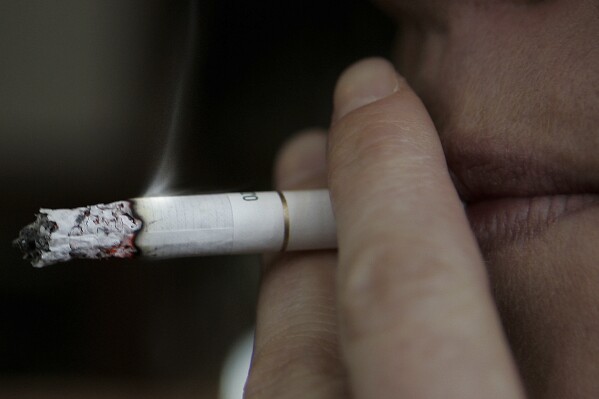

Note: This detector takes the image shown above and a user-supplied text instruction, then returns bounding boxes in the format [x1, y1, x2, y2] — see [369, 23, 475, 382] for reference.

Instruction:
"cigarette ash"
[14, 201, 143, 267]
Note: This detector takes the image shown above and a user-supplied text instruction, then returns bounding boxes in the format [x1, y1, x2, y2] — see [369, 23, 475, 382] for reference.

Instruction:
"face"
[376, 0, 599, 395]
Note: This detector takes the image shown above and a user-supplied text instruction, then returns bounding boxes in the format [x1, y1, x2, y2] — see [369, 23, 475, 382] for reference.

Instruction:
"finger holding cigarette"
[327, 58, 523, 398]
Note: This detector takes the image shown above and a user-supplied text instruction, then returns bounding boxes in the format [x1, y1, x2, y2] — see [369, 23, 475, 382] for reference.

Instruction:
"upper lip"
[443, 137, 599, 204]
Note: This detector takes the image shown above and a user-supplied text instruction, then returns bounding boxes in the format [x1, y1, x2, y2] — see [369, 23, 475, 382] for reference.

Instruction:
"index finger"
[328, 58, 524, 398]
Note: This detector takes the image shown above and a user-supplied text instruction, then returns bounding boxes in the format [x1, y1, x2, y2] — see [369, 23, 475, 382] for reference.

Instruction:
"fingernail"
[333, 58, 399, 121]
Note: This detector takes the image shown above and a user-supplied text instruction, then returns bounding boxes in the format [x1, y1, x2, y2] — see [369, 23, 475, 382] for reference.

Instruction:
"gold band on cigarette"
[277, 191, 290, 251]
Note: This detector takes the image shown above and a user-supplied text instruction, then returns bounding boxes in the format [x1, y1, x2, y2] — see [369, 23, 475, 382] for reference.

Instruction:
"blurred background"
[0, 0, 393, 397]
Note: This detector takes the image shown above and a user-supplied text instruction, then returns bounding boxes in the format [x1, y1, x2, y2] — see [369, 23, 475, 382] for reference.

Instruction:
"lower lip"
[465, 194, 599, 250]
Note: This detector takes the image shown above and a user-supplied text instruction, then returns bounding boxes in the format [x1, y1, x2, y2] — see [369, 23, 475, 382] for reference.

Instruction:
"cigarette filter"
[14, 190, 336, 267]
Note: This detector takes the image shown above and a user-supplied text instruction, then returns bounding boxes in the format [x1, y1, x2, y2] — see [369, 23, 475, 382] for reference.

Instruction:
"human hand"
[245, 58, 525, 398]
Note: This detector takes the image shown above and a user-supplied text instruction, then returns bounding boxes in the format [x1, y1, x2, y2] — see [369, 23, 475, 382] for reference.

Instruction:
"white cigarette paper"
[135, 190, 336, 256]
[15, 190, 337, 267]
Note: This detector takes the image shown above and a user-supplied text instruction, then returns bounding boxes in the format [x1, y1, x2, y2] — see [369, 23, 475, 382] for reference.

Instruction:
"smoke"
[143, 0, 198, 197]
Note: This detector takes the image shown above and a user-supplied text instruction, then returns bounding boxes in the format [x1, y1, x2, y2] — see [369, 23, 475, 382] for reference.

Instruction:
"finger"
[274, 129, 328, 191]
[328, 58, 524, 398]
[245, 130, 346, 399]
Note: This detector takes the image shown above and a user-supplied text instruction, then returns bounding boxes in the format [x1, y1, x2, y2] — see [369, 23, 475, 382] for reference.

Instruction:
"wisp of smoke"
[143, 0, 198, 197]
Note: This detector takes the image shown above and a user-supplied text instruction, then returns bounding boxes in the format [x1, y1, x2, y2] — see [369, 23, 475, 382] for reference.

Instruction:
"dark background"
[0, 0, 393, 397]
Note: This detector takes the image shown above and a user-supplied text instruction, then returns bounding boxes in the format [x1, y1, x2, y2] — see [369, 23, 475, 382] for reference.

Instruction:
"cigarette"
[14, 190, 336, 268]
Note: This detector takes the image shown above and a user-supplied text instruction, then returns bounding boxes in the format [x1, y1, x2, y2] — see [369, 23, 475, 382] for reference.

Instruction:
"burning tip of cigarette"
[13, 213, 57, 267]
[14, 201, 143, 268]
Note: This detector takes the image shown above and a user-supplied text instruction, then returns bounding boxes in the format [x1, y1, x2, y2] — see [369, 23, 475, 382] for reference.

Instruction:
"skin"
[246, 1, 599, 398]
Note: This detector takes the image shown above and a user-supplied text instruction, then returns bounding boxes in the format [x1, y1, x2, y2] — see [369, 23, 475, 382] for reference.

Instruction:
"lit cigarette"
[14, 190, 336, 268]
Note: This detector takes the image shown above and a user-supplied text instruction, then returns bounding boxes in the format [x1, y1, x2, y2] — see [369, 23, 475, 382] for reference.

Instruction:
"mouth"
[447, 143, 599, 251]
[464, 194, 599, 251]
[430, 110, 599, 251]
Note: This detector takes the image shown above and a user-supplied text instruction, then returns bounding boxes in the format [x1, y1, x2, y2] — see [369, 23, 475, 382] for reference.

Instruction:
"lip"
[443, 136, 599, 250]
[437, 120, 599, 249]
[464, 194, 599, 250]
[446, 135, 599, 202]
